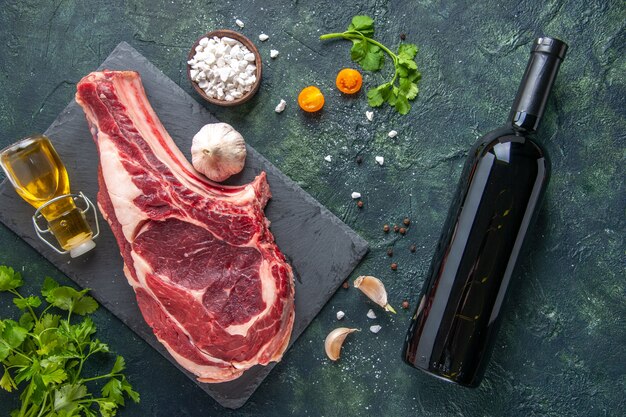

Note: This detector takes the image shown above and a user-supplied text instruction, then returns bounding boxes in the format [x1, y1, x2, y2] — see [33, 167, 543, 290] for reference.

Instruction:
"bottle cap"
[532, 37, 568, 59]
[509, 37, 568, 132]
[69, 239, 96, 258]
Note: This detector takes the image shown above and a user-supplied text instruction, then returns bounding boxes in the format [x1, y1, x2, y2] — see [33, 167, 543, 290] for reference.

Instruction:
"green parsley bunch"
[0, 265, 139, 417]
[320, 15, 422, 114]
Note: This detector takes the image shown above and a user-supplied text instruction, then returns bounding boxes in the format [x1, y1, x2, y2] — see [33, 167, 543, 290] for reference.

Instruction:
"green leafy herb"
[0, 266, 24, 291]
[320, 15, 422, 114]
[0, 265, 139, 416]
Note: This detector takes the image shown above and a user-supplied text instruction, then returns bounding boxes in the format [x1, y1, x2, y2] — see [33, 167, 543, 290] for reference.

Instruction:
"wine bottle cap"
[509, 37, 568, 132]
[532, 37, 568, 60]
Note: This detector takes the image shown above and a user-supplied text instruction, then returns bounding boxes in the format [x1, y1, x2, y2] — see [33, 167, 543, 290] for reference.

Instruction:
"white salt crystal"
[324, 155, 332, 162]
[336, 311, 345, 320]
[366, 309, 377, 319]
[235, 19, 244, 28]
[375, 156, 384, 166]
[370, 325, 382, 334]
[366, 111, 373, 121]
[388, 130, 398, 138]
[270, 49, 279, 58]
[274, 99, 286, 113]
[218, 67, 231, 82]
[259, 33, 269, 41]
[351, 192, 361, 199]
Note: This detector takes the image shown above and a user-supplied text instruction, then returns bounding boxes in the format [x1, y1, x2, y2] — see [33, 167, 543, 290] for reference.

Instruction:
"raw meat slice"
[75, 70, 295, 383]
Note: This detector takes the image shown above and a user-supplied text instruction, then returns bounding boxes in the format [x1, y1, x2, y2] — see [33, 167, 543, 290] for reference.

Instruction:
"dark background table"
[0, 1, 624, 416]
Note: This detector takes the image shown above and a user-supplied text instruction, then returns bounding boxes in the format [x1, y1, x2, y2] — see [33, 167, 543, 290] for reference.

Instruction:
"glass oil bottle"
[0, 134, 97, 257]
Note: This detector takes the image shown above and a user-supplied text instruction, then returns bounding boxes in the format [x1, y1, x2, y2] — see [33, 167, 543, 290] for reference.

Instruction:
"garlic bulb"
[324, 327, 358, 361]
[353, 275, 397, 313]
[191, 123, 247, 182]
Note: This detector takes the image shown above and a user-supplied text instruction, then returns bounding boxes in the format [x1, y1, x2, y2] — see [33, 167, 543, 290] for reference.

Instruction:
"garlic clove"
[353, 275, 397, 313]
[324, 327, 358, 361]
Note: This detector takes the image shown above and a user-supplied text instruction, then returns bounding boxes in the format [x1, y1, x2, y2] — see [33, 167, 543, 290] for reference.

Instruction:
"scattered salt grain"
[366, 309, 377, 319]
[370, 325, 382, 334]
[365, 111, 373, 121]
[259, 33, 269, 41]
[275, 99, 286, 113]
[388, 130, 398, 138]
[235, 19, 245, 28]
[375, 156, 384, 166]
[336, 311, 345, 320]
[270, 49, 279, 58]
[324, 155, 332, 162]
[351, 192, 362, 199]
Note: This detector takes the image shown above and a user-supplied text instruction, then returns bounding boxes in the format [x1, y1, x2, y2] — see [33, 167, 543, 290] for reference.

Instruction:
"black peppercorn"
[387, 247, 393, 257]
[400, 33, 406, 41]
[402, 300, 410, 309]
[383, 224, 390, 233]
[357, 200, 364, 208]
[410, 244, 416, 253]
[399, 227, 406, 235]
[403, 218, 411, 226]
[342, 281, 349, 289]
[393, 225, 399, 233]
[391, 263, 398, 271]
[356, 155, 363, 164]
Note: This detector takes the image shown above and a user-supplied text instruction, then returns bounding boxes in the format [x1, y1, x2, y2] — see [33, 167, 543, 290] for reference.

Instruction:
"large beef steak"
[75, 70, 295, 383]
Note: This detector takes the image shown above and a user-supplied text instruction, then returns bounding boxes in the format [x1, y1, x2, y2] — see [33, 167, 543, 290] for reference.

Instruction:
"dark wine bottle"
[402, 37, 568, 387]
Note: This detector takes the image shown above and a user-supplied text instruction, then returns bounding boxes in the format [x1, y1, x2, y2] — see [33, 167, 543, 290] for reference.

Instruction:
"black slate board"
[0, 42, 368, 409]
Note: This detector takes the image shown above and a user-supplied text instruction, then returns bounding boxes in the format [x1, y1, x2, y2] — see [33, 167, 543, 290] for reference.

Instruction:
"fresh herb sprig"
[320, 15, 421, 115]
[0, 265, 139, 417]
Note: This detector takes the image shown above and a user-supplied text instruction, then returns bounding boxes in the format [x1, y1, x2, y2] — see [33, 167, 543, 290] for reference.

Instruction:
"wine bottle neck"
[508, 37, 568, 133]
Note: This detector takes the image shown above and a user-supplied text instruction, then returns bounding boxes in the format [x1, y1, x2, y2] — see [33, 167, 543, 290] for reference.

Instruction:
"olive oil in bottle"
[0, 135, 95, 257]
[402, 37, 568, 387]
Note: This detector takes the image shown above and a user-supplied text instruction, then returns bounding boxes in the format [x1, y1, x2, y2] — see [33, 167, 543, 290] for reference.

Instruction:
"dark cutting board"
[0, 42, 368, 409]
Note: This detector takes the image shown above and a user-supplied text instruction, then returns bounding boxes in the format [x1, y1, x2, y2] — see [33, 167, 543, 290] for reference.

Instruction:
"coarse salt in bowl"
[187, 29, 262, 106]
